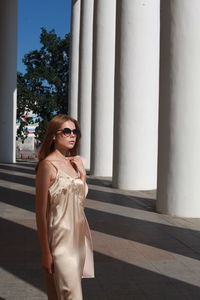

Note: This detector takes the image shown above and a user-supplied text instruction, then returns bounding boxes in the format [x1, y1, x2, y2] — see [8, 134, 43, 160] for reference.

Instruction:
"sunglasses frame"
[56, 127, 81, 137]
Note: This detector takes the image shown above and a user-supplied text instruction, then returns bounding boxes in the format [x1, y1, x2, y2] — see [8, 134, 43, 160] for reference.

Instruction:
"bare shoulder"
[38, 159, 52, 170]
[36, 159, 56, 179]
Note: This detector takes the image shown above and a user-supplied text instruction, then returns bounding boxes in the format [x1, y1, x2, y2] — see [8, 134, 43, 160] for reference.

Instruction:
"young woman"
[35, 114, 95, 300]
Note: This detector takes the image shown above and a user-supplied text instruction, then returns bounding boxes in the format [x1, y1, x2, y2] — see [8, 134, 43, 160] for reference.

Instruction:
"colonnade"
[69, 0, 200, 217]
[70, 0, 160, 188]
[70, 1, 160, 187]
[0, 0, 200, 217]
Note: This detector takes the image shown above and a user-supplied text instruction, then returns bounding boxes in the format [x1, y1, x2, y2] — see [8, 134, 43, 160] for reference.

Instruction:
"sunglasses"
[57, 127, 81, 136]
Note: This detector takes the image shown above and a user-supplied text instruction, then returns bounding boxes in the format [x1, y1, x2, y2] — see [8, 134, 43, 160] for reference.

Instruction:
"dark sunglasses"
[57, 127, 81, 136]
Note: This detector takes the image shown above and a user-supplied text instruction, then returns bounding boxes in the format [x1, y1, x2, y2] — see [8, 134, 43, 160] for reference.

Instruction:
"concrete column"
[90, 0, 116, 176]
[68, 0, 81, 119]
[0, 0, 18, 163]
[113, 0, 160, 190]
[78, 0, 94, 170]
[157, 0, 200, 217]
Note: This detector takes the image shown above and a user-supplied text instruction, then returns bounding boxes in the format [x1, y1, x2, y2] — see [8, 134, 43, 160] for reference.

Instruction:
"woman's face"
[54, 120, 78, 151]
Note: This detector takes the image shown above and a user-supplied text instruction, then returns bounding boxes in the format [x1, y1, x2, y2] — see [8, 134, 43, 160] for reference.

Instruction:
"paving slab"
[1, 161, 200, 299]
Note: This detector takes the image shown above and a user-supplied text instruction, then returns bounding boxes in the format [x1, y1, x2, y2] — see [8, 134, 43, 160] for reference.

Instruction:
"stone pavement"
[1, 161, 200, 300]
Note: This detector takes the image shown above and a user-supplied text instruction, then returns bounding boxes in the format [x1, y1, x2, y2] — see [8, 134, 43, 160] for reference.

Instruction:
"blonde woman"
[35, 114, 95, 300]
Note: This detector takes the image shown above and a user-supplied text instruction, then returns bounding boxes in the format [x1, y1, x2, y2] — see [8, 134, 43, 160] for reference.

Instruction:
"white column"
[113, 0, 160, 190]
[157, 1, 200, 217]
[0, 0, 18, 163]
[90, 0, 116, 176]
[78, 0, 94, 170]
[68, 0, 81, 119]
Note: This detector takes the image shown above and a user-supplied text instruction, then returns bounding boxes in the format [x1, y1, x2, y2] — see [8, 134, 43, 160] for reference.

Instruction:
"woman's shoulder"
[37, 158, 56, 175]
[39, 158, 53, 167]
[36, 159, 57, 186]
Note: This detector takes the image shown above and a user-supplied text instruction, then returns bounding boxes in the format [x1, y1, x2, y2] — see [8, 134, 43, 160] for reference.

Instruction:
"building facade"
[1, 0, 200, 217]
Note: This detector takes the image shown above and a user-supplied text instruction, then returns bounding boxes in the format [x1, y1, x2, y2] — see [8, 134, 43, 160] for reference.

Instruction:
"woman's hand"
[69, 156, 86, 177]
[42, 253, 54, 274]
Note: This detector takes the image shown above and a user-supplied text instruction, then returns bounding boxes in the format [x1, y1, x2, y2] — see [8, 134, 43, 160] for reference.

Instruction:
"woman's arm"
[35, 160, 55, 274]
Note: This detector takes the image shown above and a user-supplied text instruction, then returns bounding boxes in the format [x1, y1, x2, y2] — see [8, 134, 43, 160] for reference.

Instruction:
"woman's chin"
[68, 144, 74, 149]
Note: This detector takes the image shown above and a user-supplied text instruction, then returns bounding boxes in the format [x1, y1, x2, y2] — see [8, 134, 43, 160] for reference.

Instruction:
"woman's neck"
[54, 148, 68, 159]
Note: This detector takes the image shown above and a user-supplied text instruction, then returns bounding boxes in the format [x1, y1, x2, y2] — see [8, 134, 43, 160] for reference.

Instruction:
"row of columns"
[70, 0, 160, 189]
[69, 0, 200, 217]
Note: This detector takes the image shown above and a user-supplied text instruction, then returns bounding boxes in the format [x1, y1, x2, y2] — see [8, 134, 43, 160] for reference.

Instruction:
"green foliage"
[17, 28, 71, 141]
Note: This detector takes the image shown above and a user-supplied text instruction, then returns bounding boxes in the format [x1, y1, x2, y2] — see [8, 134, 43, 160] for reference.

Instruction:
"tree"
[17, 28, 71, 142]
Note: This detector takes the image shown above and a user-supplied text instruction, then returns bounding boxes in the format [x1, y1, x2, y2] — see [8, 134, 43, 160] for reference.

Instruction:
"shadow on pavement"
[88, 188, 156, 211]
[1, 217, 200, 299]
[87, 177, 112, 188]
[0, 164, 155, 211]
[16, 161, 36, 167]
[0, 186, 35, 212]
[0, 183, 200, 262]
[0, 183, 200, 259]
[0, 217, 45, 293]
[0, 171, 35, 187]
[1, 163, 200, 299]
[0, 163, 36, 175]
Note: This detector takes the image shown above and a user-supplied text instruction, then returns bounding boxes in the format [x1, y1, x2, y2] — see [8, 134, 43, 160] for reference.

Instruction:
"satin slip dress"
[46, 160, 95, 300]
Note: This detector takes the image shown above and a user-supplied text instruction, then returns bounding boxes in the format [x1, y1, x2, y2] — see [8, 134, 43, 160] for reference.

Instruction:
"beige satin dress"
[46, 161, 95, 300]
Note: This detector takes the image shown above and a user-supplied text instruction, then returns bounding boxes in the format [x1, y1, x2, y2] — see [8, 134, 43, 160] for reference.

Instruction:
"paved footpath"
[1, 161, 200, 300]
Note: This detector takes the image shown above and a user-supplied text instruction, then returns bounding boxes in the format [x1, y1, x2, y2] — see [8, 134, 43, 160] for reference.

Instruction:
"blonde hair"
[35, 114, 81, 172]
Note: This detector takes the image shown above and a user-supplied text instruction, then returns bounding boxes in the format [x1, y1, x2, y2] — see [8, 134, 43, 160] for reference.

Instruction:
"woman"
[35, 114, 95, 300]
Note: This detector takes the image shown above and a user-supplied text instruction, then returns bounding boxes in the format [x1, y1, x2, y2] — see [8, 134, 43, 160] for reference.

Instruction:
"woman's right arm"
[35, 161, 55, 274]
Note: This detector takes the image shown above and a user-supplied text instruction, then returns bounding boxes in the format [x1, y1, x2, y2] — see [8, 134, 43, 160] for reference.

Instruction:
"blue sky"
[18, 0, 72, 73]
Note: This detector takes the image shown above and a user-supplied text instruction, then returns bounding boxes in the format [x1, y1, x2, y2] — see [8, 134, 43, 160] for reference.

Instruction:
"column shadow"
[1, 184, 200, 261]
[1, 217, 200, 299]
[0, 163, 35, 175]
[88, 188, 156, 211]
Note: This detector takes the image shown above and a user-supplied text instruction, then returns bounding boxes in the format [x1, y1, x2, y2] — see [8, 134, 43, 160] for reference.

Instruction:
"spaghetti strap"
[45, 160, 58, 174]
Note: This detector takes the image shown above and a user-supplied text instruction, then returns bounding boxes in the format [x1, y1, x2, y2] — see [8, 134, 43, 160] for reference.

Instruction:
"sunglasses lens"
[73, 129, 80, 135]
[62, 128, 80, 136]
[63, 128, 71, 135]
